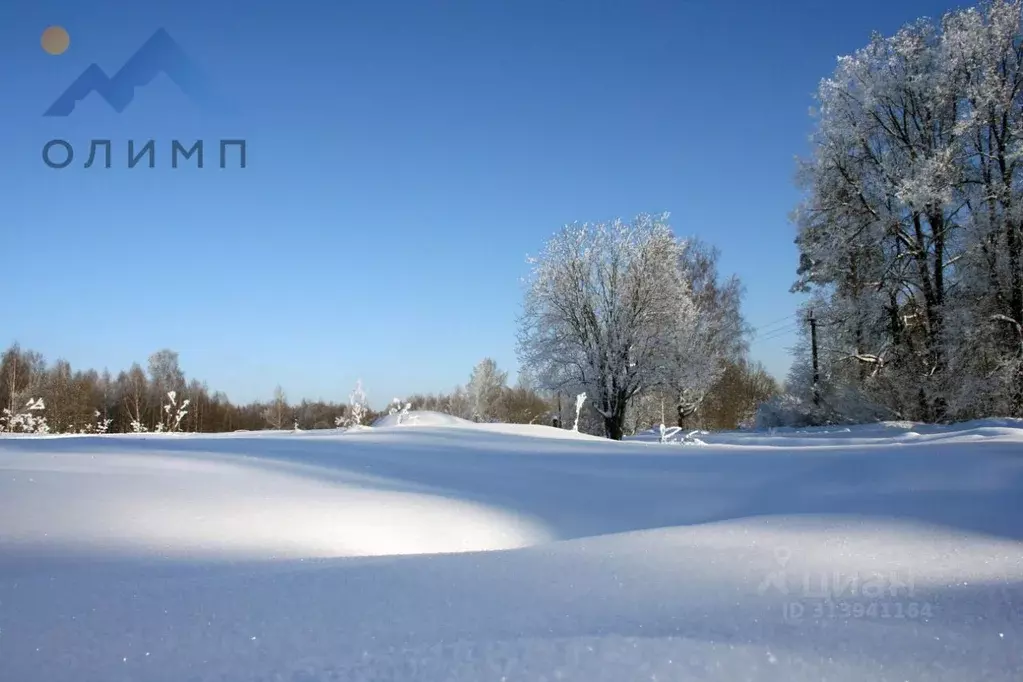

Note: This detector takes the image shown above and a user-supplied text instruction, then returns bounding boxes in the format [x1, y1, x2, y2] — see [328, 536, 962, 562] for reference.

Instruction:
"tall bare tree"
[117, 363, 149, 431]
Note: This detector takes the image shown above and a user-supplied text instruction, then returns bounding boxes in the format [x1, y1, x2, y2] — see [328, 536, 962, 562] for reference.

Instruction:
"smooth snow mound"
[372, 411, 605, 441]
[0, 448, 551, 560]
[373, 410, 474, 428]
[470, 422, 610, 441]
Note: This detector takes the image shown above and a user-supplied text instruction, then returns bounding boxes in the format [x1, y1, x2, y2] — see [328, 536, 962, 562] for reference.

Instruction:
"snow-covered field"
[1, 413, 1022, 681]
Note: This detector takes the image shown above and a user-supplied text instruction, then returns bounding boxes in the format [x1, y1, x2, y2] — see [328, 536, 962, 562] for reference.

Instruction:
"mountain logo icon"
[44, 28, 214, 116]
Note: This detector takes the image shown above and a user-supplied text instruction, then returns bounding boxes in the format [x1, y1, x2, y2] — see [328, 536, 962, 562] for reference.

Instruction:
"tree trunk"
[604, 415, 625, 441]
[676, 403, 688, 429]
[1013, 359, 1023, 418]
[676, 399, 700, 428]
[602, 396, 629, 441]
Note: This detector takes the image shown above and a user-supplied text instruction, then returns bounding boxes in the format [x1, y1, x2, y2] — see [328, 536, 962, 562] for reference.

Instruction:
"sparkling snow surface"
[1, 413, 1022, 681]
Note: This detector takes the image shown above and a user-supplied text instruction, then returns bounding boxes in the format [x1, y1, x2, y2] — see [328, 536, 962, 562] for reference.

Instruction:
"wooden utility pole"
[809, 309, 820, 406]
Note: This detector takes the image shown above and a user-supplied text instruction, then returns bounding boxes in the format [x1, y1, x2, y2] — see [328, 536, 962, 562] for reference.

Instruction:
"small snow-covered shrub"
[389, 398, 412, 425]
[657, 424, 708, 445]
[0, 398, 49, 434]
[160, 391, 190, 433]
[80, 411, 113, 434]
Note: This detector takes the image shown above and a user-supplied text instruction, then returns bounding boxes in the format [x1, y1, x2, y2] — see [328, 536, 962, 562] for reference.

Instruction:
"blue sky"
[0, 0, 970, 407]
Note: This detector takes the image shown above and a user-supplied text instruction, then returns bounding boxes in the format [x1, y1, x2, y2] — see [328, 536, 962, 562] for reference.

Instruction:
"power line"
[758, 331, 799, 343]
[753, 313, 798, 334]
[756, 322, 801, 341]
[758, 312, 797, 328]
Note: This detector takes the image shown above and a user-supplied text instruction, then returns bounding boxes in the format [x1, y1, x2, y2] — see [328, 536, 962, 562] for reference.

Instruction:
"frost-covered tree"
[793, 0, 1023, 420]
[467, 358, 507, 422]
[339, 379, 368, 428]
[517, 213, 702, 440]
[659, 239, 749, 426]
[793, 23, 957, 419]
[945, 0, 1023, 416]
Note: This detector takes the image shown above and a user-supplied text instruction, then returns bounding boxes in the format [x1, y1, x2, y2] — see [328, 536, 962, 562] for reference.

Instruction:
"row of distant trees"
[0, 345, 386, 434]
[0, 341, 776, 436]
[414, 356, 778, 436]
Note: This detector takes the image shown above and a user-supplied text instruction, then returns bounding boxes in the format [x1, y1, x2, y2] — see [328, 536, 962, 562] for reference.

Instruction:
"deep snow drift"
[1, 414, 1022, 681]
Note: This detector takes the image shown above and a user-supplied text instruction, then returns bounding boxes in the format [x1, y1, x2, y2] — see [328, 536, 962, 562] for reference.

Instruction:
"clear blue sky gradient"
[0, 0, 968, 407]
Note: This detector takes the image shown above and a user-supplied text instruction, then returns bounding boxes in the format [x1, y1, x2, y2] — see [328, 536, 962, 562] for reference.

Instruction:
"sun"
[41, 25, 70, 55]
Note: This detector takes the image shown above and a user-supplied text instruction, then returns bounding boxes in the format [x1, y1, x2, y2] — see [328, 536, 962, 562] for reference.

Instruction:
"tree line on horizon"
[0, 341, 776, 436]
[0, 345, 383, 434]
[411, 356, 777, 434]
